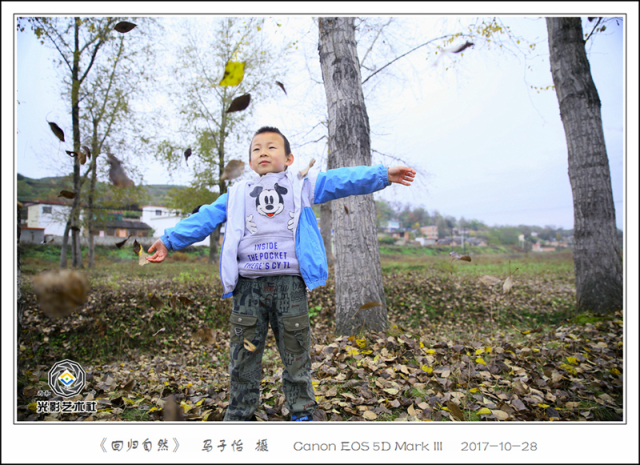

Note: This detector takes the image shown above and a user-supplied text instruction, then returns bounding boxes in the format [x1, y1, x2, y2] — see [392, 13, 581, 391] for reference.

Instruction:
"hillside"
[16, 173, 185, 209]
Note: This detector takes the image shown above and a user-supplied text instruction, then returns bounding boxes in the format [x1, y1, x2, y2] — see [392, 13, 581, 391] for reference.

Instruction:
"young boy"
[147, 126, 415, 421]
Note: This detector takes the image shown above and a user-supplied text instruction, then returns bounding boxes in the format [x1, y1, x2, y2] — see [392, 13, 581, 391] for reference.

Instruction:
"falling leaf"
[106, 153, 134, 188]
[65, 150, 78, 158]
[358, 301, 383, 311]
[77, 148, 87, 165]
[226, 93, 251, 113]
[479, 275, 501, 286]
[219, 61, 245, 86]
[184, 147, 192, 166]
[58, 190, 75, 199]
[503, 276, 514, 294]
[362, 410, 377, 420]
[344, 205, 349, 214]
[149, 294, 164, 311]
[134, 239, 151, 265]
[115, 235, 130, 249]
[114, 21, 137, 33]
[244, 338, 256, 352]
[449, 41, 474, 53]
[81, 145, 92, 160]
[298, 158, 316, 178]
[32, 269, 90, 319]
[220, 160, 245, 181]
[48, 122, 65, 142]
[276, 81, 287, 95]
[449, 251, 471, 261]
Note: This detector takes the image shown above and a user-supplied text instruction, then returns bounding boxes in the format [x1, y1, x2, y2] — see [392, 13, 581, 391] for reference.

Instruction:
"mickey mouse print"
[238, 172, 300, 278]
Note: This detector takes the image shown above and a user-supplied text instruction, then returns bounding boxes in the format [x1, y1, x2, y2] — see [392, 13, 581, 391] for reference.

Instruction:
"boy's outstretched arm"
[146, 239, 169, 263]
[387, 166, 416, 186]
[312, 164, 416, 204]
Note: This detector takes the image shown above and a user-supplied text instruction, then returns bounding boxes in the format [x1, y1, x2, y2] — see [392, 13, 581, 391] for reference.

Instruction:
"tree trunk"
[87, 147, 98, 268]
[66, 17, 83, 269]
[318, 17, 388, 335]
[546, 18, 623, 314]
[60, 222, 70, 268]
[17, 204, 23, 350]
[320, 201, 334, 267]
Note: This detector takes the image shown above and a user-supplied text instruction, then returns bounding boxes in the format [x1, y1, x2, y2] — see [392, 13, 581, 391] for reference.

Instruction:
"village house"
[436, 236, 486, 247]
[25, 200, 77, 236]
[21, 200, 153, 245]
[420, 225, 438, 240]
[532, 242, 556, 253]
[380, 220, 401, 234]
[141, 205, 219, 247]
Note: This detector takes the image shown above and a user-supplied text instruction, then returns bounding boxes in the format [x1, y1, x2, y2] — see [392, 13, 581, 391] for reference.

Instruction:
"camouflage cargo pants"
[224, 275, 317, 421]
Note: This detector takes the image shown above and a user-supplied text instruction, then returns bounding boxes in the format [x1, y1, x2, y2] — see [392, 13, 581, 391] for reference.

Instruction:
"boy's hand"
[387, 166, 416, 186]
[146, 239, 168, 263]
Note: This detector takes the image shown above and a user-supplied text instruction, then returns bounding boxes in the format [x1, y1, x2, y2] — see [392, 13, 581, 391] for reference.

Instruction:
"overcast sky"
[8, 6, 636, 231]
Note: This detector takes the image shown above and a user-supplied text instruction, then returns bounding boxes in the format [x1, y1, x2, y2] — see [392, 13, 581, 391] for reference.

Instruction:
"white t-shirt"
[237, 171, 301, 278]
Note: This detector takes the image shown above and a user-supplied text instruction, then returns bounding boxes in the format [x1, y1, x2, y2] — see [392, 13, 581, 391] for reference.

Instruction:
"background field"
[16, 245, 623, 422]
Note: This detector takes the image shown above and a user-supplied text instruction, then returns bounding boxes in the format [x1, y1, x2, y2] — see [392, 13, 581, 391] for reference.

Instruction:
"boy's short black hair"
[249, 126, 291, 161]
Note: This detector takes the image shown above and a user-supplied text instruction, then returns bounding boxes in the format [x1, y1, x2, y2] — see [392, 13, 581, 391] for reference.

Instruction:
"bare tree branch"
[584, 17, 603, 43]
[359, 18, 394, 69]
[362, 34, 454, 85]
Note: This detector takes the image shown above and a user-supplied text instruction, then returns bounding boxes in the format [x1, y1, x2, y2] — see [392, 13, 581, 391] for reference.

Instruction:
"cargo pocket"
[283, 313, 310, 354]
[230, 313, 258, 345]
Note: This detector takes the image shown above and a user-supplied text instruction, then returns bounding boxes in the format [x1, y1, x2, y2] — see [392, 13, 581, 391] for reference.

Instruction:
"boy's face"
[249, 132, 294, 176]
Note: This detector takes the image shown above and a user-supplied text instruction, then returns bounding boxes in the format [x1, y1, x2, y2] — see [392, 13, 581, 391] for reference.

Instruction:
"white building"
[26, 201, 79, 236]
[141, 205, 219, 247]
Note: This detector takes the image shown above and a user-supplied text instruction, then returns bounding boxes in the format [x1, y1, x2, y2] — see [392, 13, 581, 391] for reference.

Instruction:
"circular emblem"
[48, 359, 86, 397]
[234, 327, 244, 337]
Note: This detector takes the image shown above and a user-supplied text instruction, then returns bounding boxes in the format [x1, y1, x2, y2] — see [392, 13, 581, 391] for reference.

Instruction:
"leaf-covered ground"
[16, 250, 624, 422]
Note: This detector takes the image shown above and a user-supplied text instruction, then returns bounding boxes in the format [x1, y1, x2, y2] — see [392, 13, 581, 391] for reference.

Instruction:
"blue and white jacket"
[160, 164, 391, 298]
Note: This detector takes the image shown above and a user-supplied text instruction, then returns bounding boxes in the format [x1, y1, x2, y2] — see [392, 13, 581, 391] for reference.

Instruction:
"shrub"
[378, 235, 396, 245]
[168, 251, 191, 262]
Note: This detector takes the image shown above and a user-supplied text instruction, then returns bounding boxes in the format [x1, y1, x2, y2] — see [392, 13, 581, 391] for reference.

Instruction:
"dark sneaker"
[291, 414, 312, 421]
